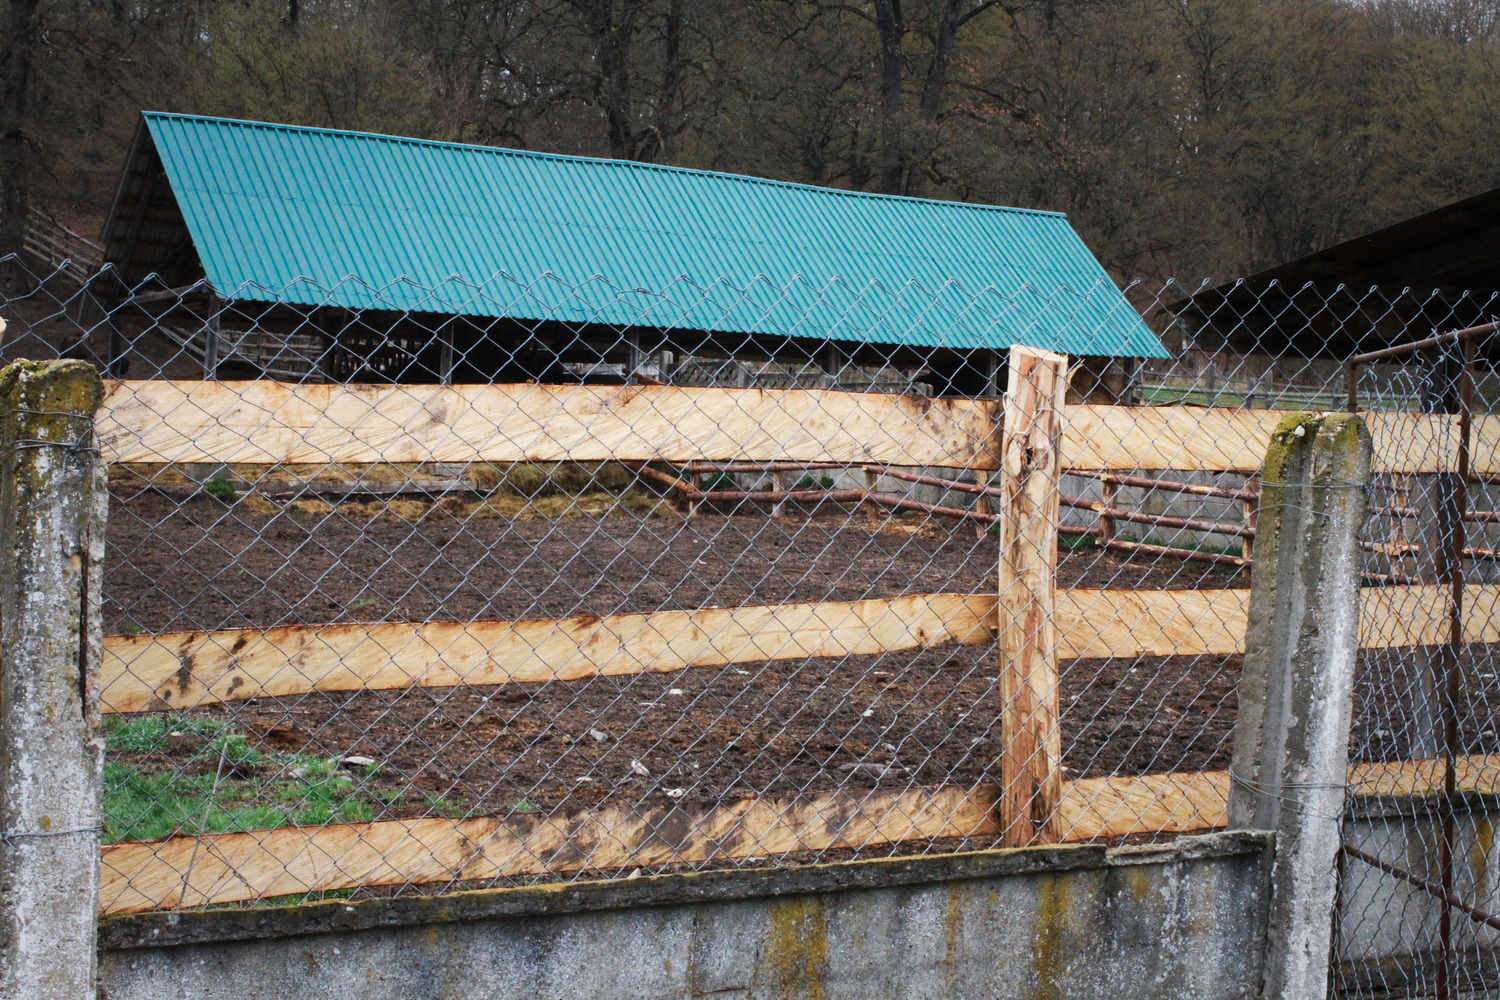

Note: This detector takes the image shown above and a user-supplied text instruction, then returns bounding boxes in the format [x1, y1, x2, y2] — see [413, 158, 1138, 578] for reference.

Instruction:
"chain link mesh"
[3, 255, 1498, 994]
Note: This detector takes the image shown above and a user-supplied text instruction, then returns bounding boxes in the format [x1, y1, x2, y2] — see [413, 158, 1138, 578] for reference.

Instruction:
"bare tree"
[0, 0, 42, 265]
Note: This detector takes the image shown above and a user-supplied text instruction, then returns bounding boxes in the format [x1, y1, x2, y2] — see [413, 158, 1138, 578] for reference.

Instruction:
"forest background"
[4, 0, 1498, 283]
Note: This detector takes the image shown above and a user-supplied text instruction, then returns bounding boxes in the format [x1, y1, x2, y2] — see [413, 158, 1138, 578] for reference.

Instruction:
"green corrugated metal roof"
[132, 112, 1165, 357]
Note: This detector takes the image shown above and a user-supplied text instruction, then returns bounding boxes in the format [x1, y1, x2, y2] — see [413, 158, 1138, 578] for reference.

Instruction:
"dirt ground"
[100, 488, 1499, 832]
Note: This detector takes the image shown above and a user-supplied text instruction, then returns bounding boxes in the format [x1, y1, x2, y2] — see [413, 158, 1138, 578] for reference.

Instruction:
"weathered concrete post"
[1228, 412, 1372, 1000]
[0, 360, 107, 1000]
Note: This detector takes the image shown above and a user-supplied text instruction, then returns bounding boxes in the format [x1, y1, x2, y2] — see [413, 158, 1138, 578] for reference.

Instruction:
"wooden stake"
[1098, 478, 1118, 545]
[995, 345, 1067, 847]
[974, 471, 992, 539]
[1241, 474, 1258, 562]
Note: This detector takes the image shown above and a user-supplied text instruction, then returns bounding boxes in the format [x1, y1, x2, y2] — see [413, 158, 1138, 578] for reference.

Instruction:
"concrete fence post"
[1228, 412, 1372, 1000]
[0, 360, 107, 1000]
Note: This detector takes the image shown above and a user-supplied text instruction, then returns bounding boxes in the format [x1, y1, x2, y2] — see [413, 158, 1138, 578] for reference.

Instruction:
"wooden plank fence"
[99, 585, 1500, 714]
[97, 380, 1500, 474]
[98, 756, 1500, 914]
[91, 353, 1500, 913]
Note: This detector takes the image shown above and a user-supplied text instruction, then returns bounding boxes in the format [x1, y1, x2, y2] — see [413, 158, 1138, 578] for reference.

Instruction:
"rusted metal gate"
[1337, 325, 1500, 999]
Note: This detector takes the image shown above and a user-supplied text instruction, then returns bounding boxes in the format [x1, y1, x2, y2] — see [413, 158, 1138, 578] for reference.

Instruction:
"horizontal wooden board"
[98, 382, 1500, 475]
[99, 783, 1002, 914]
[1064, 405, 1500, 475]
[1359, 584, 1500, 648]
[1055, 770, 1230, 840]
[99, 754, 1500, 914]
[97, 381, 1003, 469]
[98, 589, 1241, 712]
[1055, 588, 1247, 660]
[1343, 755, 1500, 799]
[99, 594, 999, 713]
[99, 585, 1500, 712]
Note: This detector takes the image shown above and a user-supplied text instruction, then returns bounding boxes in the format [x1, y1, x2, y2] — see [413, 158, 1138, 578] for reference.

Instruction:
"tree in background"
[0, 0, 41, 267]
[10, 0, 1500, 281]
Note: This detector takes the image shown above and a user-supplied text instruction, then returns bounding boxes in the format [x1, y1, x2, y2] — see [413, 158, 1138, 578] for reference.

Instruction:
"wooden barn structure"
[93, 112, 1164, 393]
[1161, 188, 1500, 406]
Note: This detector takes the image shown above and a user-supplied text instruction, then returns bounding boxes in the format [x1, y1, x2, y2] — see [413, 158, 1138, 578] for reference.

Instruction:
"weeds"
[103, 717, 393, 842]
[202, 476, 238, 501]
[1059, 532, 1096, 552]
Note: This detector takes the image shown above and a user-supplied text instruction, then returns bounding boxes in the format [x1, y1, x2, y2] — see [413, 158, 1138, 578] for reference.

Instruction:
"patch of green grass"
[1059, 532, 1096, 553]
[422, 793, 470, 819]
[213, 734, 265, 769]
[103, 728, 398, 842]
[1130, 533, 1245, 558]
[203, 477, 238, 501]
[103, 714, 228, 754]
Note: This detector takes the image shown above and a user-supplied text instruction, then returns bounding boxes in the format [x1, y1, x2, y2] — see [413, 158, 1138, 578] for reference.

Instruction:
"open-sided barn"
[95, 112, 1164, 391]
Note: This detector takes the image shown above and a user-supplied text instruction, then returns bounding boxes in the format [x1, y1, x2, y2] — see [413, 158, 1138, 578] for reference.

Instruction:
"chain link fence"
[3, 257, 1498, 995]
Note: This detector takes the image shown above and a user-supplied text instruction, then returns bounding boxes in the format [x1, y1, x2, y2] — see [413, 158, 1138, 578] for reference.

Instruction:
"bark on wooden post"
[0, 360, 107, 1000]
[1241, 474, 1259, 563]
[1098, 478, 1118, 545]
[1228, 412, 1371, 1000]
[974, 470, 993, 539]
[995, 345, 1067, 848]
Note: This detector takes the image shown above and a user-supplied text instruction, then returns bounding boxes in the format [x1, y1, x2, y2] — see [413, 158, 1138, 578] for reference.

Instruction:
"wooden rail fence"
[91, 362, 1500, 913]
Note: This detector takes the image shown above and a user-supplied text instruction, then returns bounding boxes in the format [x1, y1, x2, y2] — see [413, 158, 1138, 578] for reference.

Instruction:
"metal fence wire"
[1337, 328, 1500, 1000]
[2, 257, 1499, 995]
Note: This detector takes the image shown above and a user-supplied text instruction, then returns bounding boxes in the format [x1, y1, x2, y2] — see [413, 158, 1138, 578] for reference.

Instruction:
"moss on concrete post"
[0, 360, 106, 1000]
[1228, 412, 1372, 1000]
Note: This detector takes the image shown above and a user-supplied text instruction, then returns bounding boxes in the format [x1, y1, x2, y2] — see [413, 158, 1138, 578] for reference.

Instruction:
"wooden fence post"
[1241, 474, 1259, 562]
[1228, 412, 1371, 1000]
[0, 360, 107, 1000]
[996, 345, 1067, 848]
[1098, 478, 1118, 545]
[973, 471, 992, 539]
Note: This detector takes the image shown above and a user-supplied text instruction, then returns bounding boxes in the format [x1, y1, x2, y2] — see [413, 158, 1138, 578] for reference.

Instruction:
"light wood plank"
[98, 755, 1500, 914]
[99, 784, 1002, 914]
[98, 585, 1500, 713]
[1064, 405, 1500, 475]
[996, 346, 1067, 847]
[99, 594, 999, 714]
[1343, 755, 1500, 798]
[96, 382, 1500, 475]
[1055, 770, 1230, 840]
[97, 381, 1003, 469]
[1055, 589, 1247, 659]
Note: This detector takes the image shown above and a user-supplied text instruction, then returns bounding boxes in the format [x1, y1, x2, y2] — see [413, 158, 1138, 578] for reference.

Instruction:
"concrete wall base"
[99, 832, 1273, 1000]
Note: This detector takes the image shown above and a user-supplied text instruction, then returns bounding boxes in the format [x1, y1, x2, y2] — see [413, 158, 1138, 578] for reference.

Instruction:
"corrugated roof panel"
[134, 112, 1165, 357]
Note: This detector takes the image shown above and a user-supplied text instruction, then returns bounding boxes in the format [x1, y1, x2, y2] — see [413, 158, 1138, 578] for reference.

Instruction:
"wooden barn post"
[995, 345, 1067, 848]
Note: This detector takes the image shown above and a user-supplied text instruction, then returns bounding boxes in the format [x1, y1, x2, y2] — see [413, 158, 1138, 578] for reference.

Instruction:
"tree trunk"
[906, 0, 961, 195]
[0, 0, 42, 270]
[873, 0, 905, 195]
[598, 10, 637, 160]
[638, 0, 684, 163]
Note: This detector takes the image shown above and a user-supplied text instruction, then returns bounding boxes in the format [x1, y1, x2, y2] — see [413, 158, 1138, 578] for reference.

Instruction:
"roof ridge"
[139, 111, 1067, 220]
